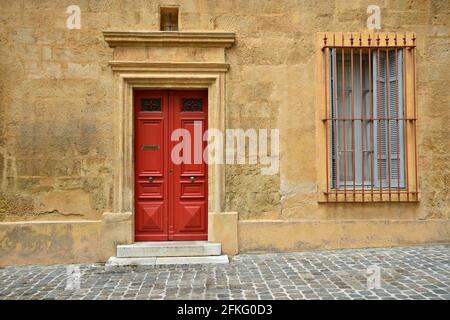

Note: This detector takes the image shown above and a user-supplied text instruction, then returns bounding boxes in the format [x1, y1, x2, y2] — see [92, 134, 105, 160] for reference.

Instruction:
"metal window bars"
[322, 33, 419, 202]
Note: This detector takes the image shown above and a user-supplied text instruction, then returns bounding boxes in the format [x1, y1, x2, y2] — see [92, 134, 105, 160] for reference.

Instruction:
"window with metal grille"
[320, 33, 419, 202]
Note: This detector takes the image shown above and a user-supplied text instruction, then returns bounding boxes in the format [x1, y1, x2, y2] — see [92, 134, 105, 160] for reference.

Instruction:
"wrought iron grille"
[321, 33, 419, 202]
[182, 98, 203, 112]
[141, 98, 162, 112]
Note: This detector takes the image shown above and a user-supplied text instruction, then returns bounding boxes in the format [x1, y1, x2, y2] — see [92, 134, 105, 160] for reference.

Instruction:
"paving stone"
[0, 245, 449, 300]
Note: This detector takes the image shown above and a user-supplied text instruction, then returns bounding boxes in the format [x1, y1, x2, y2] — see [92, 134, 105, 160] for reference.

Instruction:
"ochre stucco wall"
[0, 0, 449, 265]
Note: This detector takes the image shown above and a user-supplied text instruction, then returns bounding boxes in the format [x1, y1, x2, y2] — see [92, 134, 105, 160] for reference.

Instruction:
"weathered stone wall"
[0, 0, 117, 221]
[0, 0, 448, 260]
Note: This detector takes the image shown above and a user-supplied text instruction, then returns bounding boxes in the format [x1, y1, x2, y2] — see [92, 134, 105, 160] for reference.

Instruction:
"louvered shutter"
[330, 49, 337, 188]
[373, 50, 405, 189]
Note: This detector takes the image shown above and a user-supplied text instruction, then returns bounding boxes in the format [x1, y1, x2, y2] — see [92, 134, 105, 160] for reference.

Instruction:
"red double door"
[134, 90, 208, 241]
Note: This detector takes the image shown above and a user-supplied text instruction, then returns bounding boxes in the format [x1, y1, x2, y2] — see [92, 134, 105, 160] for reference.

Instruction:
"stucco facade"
[0, 0, 449, 266]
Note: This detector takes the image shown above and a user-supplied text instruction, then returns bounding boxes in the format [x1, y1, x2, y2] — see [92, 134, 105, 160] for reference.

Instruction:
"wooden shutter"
[329, 49, 339, 189]
[373, 50, 405, 189]
[329, 49, 337, 188]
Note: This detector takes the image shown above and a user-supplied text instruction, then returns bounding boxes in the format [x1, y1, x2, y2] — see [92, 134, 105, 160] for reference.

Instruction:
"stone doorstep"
[116, 241, 222, 258]
[105, 255, 229, 270]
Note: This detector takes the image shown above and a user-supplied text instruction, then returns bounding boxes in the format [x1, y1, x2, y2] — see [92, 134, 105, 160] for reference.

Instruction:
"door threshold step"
[117, 241, 221, 258]
[105, 255, 229, 270]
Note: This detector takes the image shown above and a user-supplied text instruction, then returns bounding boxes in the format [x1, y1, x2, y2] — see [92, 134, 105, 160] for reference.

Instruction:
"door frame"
[109, 69, 227, 242]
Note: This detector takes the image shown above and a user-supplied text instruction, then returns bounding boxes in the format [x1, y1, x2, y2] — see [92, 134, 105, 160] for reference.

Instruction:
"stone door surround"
[101, 31, 238, 254]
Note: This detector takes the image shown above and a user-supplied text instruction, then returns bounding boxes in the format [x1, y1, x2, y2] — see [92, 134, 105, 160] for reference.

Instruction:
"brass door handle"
[190, 176, 195, 183]
[147, 176, 153, 183]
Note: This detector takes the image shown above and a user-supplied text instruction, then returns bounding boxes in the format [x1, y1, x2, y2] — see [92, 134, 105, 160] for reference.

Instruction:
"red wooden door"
[134, 90, 208, 241]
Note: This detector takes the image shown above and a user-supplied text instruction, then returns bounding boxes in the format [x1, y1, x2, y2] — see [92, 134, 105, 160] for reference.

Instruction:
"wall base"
[100, 212, 133, 261]
[238, 219, 450, 252]
[208, 212, 238, 255]
[0, 220, 102, 266]
[2, 215, 449, 266]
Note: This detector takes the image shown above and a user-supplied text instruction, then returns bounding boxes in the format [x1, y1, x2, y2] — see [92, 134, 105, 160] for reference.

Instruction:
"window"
[160, 7, 179, 31]
[319, 33, 419, 202]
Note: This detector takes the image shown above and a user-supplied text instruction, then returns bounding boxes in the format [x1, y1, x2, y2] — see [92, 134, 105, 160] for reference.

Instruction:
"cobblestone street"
[0, 245, 449, 300]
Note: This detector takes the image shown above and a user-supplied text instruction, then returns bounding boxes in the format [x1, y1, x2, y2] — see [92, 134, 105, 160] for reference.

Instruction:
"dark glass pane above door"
[141, 98, 162, 112]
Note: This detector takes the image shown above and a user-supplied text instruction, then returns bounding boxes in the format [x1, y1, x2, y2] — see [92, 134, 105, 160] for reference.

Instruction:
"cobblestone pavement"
[0, 245, 449, 300]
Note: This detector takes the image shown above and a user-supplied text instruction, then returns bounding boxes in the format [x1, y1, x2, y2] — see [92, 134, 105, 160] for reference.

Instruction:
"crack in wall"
[30, 209, 83, 217]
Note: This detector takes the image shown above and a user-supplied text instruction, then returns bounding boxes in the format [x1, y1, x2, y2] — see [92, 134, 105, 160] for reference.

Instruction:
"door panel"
[136, 202, 165, 236]
[178, 119, 207, 176]
[171, 91, 208, 240]
[135, 91, 169, 241]
[139, 120, 164, 176]
[134, 90, 208, 241]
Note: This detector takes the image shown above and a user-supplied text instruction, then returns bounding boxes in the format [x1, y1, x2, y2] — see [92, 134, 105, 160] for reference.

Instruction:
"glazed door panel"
[134, 90, 208, 241]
